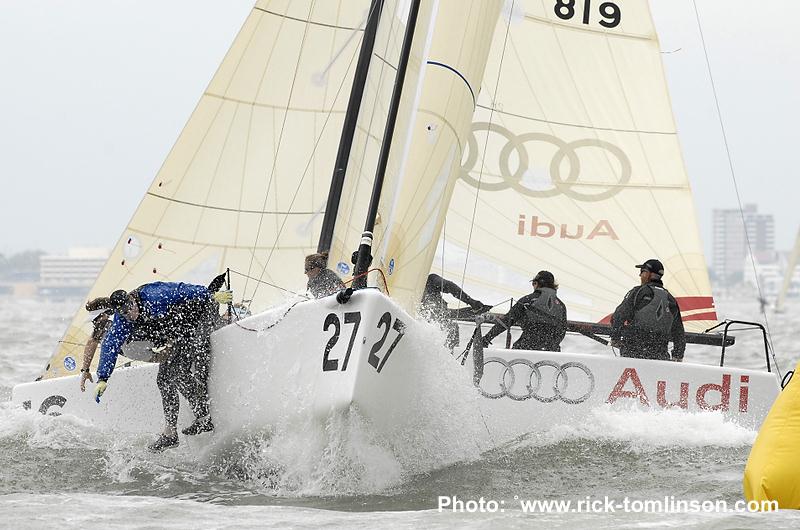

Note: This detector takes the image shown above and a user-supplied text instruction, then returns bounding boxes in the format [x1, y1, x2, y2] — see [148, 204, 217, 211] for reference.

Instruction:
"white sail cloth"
[438, 0, 717, 332]
[42, 0, 371, 379]
[328, 0, 504, 310]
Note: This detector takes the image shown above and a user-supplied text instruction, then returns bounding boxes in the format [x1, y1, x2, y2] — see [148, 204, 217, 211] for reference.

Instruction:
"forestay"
[440, 0, 717, 332]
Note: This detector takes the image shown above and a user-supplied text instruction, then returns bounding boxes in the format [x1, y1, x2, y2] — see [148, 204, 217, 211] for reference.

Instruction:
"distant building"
[39, 247, 109, 297]
[712, 204, 774, 285]
[744, 251, 800, 300]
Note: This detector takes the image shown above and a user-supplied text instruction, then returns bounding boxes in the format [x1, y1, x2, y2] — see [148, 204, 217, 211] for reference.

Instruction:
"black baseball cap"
[635, 259, 664, 275]
[109, 289, 130, 310]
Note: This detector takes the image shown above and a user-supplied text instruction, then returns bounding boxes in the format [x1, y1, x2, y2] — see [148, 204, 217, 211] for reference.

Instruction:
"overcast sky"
[0, 0, 797, 258]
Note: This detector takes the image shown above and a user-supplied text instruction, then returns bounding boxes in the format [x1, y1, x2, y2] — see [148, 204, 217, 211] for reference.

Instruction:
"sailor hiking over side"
[94, 281, 231, 451]
[420, 273, 487, 348]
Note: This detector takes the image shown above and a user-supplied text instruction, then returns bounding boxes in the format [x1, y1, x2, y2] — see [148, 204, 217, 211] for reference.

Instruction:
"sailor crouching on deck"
[421, 273, 487, 349]
[305, 252, 345, 298]
[94, 281, 232, 451]
[610, 259, 685, 362]
[481, 271, 567, 351]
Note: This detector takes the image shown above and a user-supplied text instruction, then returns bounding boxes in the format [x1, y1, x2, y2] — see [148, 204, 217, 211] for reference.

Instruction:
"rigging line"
[458, 0, 516, 297]
[690, 0, 779, 372]
[250, 8, 366, 301]
[337, 24, 403, 240]
[474, 103, 677, 135]
[193, 105, 244, 244]
[599, 13, 701, 297]
[469, 19, 645, 292]
[234, 301, 303, 333]
[149, 3, 268, 235]
[145, 194, 319, 215]
[329, 8, 404, 264]
[537, 5, 678, 292]
[315, 6, 370, 85]
[375, 0, 440, 266]
[243, 1, 312, 292]
[229, 269, 309, 298]
[253, 6, 364, 31]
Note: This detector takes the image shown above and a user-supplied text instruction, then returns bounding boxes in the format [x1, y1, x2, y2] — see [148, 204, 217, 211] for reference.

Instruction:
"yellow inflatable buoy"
[743, 361, 800, 509]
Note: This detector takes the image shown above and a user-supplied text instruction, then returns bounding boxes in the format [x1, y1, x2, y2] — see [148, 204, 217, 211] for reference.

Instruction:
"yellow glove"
[212, 290, 233, 304]
[95, 381, 108, 403]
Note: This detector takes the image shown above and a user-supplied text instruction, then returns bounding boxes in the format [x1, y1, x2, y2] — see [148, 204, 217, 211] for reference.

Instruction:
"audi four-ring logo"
[479, 358, 596, 404]
[460, 122, 632, 202]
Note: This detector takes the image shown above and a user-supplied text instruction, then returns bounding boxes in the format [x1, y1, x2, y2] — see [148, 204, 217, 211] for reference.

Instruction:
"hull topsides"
[12, 289, 780, 447]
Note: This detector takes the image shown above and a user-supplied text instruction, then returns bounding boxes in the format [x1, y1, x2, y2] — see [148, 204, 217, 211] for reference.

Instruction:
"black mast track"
[317, 0, 385, 253]
[352, 0, 422, 289]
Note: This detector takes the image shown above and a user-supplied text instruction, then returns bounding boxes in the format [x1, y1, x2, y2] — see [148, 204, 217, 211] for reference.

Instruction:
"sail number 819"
[554, 0, 621, 28]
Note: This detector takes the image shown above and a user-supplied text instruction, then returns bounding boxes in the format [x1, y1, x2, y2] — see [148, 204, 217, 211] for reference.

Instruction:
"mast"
[317, 0, 385, 253]
[352, 0, 422, 289]
[775, 226, 800, 312]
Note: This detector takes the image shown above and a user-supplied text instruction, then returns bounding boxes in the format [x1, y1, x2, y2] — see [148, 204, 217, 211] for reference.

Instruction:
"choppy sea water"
[2, 294, 800, 528]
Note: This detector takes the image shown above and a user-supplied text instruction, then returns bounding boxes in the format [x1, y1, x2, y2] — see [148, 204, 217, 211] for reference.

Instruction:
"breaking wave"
[508, 406, 757, 453]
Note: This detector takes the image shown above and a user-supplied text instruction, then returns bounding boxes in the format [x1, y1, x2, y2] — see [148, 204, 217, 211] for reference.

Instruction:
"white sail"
[775, 226, 800, 312]
[439, 0, 717, 332]
[41, 0, 371, 379]
[328, 0, 504, 311]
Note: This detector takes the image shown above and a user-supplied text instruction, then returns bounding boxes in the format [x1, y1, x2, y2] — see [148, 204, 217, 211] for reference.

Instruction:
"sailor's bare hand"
[610, 339, 621, 348]
[79, 370, 94, 392]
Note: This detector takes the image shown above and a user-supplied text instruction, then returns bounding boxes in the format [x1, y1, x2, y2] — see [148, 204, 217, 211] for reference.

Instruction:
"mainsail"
[439, 0, 717, 332]
[42, 0, 372, 379]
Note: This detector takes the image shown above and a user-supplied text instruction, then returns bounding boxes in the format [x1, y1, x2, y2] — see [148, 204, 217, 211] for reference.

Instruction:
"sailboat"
[13, 0, 781, 454]
[775, 226, 800, 312]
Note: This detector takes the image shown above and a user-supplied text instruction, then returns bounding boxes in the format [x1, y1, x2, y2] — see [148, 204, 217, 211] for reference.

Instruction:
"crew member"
[420, 273, 487, 348]
[305, 252, 345, 298]
[95, 281, 232, 451]
[610, 259, 685, 362]
[481, 271, 567, 351]
[79, 297, 114, 392]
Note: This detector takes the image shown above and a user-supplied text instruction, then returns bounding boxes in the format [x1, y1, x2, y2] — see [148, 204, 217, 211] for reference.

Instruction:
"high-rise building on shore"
[712, 204, 774, 285]
[39, 247, 109, 296]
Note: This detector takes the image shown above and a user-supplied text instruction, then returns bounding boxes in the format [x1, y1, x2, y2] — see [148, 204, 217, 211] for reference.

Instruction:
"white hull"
[12, 290, 780, 454]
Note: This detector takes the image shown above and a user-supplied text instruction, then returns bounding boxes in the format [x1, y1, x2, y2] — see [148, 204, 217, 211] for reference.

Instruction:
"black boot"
[148, 434, 179, 452]
[181, 416, 214, 436]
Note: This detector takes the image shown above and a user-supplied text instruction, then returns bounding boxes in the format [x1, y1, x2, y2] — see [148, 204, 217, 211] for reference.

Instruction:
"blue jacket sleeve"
[171, 283, 210, 304]
[96, 316, 133, 381]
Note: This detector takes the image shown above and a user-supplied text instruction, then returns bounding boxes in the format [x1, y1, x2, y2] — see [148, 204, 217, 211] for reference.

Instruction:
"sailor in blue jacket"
[95, 281, 231, 451]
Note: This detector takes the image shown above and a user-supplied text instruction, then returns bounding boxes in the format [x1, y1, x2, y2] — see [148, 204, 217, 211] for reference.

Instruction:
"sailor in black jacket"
[420, 273, 486, 348]
[305, 252, 345, 298]
[610, 259, 685, 361]
[482, 271, 567, 352]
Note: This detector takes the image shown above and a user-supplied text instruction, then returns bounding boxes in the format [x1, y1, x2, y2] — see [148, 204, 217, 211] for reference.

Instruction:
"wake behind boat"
[11, 0, 786, 464]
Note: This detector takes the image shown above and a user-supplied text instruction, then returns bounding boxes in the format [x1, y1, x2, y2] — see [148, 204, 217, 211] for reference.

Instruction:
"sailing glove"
[469, 299, 485, 311]
[212, 290, 233, 304]
[94, 381, 107, 403]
